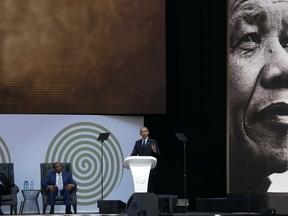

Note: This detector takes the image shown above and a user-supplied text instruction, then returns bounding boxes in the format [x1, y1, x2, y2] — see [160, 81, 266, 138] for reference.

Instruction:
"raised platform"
[0, 213, 264, 216]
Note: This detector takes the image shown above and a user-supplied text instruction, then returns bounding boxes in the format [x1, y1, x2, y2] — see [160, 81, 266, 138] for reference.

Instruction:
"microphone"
[247, 187, 251, 215]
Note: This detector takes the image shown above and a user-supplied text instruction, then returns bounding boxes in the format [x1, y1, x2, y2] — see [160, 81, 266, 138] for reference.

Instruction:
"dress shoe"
[65, 205, 72, 214]
[49, 206, 54, 214]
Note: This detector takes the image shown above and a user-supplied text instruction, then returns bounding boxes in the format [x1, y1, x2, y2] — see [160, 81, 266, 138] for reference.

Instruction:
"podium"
[124, 156, 157, 192]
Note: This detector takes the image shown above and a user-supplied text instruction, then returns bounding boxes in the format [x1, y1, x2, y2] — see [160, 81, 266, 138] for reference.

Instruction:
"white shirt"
[56, 172, 63, 191]
[267, 171, 288, 192]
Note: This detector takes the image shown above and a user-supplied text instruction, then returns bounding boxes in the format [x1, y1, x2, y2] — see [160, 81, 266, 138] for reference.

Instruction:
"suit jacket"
[42, 171, 77, 190]
[130, 137, 161, 174]
[131, 137, 161, 157]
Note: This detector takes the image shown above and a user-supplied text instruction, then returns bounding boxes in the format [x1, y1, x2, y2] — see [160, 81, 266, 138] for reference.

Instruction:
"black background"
[144, 0, 227, 210]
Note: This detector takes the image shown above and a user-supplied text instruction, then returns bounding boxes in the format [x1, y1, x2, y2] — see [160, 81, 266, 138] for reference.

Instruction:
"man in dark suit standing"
[131, 127, 161, 193]
[0, 173, 14, 215]
[42, 162, 77, 214]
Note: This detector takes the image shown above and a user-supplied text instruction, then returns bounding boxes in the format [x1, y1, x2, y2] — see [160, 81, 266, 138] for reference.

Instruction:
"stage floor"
[10, 212, 265, 216]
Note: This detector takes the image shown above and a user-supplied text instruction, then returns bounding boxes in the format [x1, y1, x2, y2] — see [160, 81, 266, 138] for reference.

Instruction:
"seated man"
[42, 162, 77, 214]
[0, 172, 15, 215]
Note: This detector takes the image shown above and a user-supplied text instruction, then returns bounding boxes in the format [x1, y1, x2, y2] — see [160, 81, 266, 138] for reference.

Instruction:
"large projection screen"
[229, 0, 288, 193]
[0, 0, 166, 114]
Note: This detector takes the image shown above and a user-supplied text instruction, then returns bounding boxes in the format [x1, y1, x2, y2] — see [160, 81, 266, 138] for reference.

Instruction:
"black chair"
[40, 163, 77, 214]
[0, 163, 19, 214]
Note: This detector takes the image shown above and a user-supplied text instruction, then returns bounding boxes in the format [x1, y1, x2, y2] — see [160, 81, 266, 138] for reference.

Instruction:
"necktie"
[142, 140, 146, 147]
[57, 174, 63, 194]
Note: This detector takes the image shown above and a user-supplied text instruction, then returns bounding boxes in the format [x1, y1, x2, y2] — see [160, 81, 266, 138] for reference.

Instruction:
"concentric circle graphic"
[45, 122, 124, 205]
[0, 137, 11, 162]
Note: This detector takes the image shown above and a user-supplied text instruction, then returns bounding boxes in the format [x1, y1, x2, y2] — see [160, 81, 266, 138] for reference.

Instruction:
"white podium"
[124, 156, 157, 193]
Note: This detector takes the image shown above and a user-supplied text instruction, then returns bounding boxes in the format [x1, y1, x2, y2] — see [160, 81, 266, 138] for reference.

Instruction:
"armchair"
[0, 163, 19, 214]
[40, 163, 77, 214]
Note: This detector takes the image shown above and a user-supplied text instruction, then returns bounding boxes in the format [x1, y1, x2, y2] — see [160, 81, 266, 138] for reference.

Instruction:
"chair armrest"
[10, 185, 19, 194]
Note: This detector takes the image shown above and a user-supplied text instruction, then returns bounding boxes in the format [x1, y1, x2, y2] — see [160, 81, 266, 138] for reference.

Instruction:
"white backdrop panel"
[0, 114, 143, 213]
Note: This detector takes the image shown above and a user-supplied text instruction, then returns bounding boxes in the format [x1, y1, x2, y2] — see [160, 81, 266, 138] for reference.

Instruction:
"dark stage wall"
[144, 0, 227, 211]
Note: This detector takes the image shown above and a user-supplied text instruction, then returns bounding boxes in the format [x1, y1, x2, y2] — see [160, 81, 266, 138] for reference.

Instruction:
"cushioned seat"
[0, 163, 19, 214]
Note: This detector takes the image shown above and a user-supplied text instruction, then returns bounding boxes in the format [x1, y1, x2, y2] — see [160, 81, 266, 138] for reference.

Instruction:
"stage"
[14, 193, 288, 216]
[5, 213, 265, 216]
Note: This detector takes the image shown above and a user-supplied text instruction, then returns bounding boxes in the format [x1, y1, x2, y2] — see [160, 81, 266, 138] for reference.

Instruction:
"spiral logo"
[0, 137, 11, 162]
[45, 122, 124, 205]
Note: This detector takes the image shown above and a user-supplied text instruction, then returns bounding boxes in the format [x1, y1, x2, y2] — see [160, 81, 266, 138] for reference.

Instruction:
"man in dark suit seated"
[42, 162, 77, 214]
[0, 173, 15, 215]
